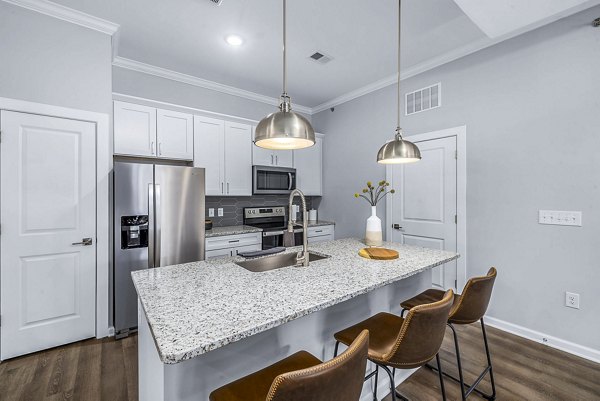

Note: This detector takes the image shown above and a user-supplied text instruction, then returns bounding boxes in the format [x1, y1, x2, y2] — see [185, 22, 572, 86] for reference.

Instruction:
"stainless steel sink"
[235, 252, 329, 273]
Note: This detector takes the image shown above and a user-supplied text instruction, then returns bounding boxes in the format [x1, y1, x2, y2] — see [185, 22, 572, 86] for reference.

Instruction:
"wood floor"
[1, 323, 599, 401]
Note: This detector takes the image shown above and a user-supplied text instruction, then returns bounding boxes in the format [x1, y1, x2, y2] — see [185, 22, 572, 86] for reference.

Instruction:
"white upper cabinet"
[114, 101, 193, 160]
[114, 101, 156, 157]
[224, 122, 252, 196]
[194, 116, 225, 196]
[194, 117, 252, 196]
[294, 134, 323, 196]
[251, 127, 294, 168]
[273, 150, 293, 168]
[156, 109, 194, 160]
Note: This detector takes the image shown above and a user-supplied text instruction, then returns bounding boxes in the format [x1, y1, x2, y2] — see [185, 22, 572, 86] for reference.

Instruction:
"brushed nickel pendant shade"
[254, 0, 315, 150]
[377, 0, 421, 164]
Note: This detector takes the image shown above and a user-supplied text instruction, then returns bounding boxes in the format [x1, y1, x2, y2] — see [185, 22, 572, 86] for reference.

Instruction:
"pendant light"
[254, 0, 315, 150]
[377, 0, 421, 164]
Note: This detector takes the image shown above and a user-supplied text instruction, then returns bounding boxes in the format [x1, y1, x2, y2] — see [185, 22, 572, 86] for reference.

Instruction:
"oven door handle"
[288, 173, 293, 190]
[263, 230, 285, 237]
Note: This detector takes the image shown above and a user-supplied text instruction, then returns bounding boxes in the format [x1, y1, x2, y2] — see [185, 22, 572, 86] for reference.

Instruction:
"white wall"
[0, 2, 112, 114]
[313, 6, 600, 351]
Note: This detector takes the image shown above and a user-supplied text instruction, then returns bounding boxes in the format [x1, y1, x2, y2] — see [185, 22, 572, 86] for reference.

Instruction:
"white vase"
[365, 205, 383, 246]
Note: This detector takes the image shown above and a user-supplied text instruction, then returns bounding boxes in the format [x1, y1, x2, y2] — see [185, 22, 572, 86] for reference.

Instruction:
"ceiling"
[48, 0, 600, 111]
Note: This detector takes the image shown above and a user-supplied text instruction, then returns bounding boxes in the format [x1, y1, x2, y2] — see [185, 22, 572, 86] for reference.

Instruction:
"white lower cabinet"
[205, 232, 262, 260]
[306, 224, 335, 244]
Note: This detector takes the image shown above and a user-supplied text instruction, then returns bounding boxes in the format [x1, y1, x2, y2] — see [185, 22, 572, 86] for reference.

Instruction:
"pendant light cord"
[396, 0, 403, 140]
[282, 0, 287, 97]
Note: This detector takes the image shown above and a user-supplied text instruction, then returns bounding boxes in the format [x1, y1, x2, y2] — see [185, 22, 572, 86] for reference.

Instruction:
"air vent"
[309, 51, 332, 64]
[406, 83, 441, 115]
[209, 0, 223, 5]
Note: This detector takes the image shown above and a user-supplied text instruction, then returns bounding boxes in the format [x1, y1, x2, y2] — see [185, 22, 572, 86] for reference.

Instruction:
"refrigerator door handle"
[155, 184, 162, 267]
[148, 183, 155, 268]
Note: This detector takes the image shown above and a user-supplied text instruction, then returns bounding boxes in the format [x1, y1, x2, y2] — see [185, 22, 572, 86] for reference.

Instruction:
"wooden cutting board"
[358, 247, 399, 260]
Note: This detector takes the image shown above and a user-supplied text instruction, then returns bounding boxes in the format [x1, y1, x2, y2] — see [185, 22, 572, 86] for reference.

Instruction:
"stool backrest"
[384, 289, 454, 369]
[266, 330, 369, 401]
[450, 267, 497, 324]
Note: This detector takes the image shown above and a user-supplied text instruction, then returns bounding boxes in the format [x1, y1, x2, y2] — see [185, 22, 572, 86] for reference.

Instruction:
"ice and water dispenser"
[120, 215, 149, 249]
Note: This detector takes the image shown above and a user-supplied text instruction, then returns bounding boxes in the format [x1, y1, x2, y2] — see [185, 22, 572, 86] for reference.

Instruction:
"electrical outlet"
[565, 292, 580, 309]
[208, 208, 214, 217]
[218, 208, 224, 217]
[538, 210, 582, 226]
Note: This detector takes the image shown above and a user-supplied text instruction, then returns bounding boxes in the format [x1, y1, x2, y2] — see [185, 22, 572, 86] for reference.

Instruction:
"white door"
[224, 122, 252, 196]
[113, 101, 157, 157]
[194, 116, 225, 196]
[156, 109, 193, 160]
[389, 135, 457, 290]
[0, 111, 97, 360]
[294, 136, 322, 196]
[273, 150, 294, 168]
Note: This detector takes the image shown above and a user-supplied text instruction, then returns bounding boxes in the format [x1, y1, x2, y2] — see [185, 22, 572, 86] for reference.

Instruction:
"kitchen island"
[132, 238, 458, 401]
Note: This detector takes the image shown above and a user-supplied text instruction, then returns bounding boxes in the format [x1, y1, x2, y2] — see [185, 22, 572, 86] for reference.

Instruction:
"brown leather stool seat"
[334, 290, 455, 401]
[210, 330, 369, 401]
[400, 267, 498, 401]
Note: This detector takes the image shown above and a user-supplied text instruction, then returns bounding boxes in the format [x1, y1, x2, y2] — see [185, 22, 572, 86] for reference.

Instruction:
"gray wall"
[0, 2, 112, 114]
[313, 6, 600, 350]
[113, 67, 311, 123]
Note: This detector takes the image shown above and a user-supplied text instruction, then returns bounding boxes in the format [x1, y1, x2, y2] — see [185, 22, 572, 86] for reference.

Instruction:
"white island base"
[138, 271, 431, 401]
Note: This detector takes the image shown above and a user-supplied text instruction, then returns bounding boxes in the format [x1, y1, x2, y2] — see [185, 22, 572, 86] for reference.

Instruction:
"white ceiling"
[47, 0, 600, 110]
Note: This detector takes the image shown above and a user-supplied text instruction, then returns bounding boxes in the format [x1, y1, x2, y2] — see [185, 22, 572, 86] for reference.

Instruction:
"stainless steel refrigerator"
[113, 162, 205, 338]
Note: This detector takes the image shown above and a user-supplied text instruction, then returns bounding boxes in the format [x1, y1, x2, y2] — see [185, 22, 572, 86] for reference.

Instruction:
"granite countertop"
[205, 225, 262, 238]
[132, 238, 459, 364]
[307, 220, 335, 227]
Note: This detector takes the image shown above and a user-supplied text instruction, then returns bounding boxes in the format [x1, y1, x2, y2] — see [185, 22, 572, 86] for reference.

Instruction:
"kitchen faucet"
[288, 189, 309, 267]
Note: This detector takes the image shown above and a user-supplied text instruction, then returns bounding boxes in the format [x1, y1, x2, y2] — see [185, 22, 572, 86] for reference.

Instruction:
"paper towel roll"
[308, 209, 317, 222]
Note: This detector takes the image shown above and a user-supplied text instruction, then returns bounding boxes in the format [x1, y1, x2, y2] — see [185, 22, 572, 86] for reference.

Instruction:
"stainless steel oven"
[244, 206, 303, 249]
[253, 166, 296, 195]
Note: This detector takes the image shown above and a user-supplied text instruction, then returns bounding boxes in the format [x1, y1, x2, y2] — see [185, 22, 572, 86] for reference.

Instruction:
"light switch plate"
[208, 208, 214, 217]
[538, 210, 582, 226]
[218, 208, 224, 217]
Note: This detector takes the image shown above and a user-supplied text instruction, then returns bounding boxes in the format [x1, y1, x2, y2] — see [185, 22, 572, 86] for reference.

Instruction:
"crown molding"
[113, 57, 313, 115]
[2, 0, 120, 35]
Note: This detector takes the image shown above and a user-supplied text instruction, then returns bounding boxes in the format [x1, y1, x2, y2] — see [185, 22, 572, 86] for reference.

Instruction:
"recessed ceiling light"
[225, 35, 244, 46]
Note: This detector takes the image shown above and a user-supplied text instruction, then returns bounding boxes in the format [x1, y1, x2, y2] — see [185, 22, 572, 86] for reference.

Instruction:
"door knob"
[392, 224, 403, 230]
[72, 238, 93, 246]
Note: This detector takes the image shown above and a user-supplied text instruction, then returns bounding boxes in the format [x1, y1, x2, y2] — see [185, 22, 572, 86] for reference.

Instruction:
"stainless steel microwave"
[253, 166, 296, 195]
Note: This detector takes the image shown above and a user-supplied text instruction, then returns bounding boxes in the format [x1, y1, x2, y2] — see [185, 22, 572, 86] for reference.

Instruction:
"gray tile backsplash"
[206, 195, 320, 227]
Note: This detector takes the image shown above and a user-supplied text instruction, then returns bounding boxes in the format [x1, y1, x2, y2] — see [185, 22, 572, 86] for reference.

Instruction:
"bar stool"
[209, 330, 369, 401]
[333, 290, 454, 401]
[400, 268, 497, 401]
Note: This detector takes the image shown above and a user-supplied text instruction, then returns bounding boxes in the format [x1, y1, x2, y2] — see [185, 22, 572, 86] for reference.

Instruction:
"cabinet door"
[156, 109, 193, 160]
[232, 244, 262, 256]
[252, 139, 274, 166]
[205, 248, 233, 259]
[294, 136, 322, 196]
[194, 116, 224, 196]
[114, 101, 156, 157]
[274, 150, 294, 167]
[224, 122, 252, 196]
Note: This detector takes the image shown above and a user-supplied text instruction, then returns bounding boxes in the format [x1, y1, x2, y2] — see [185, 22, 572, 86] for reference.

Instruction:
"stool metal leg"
[449, 323, 468, 401]
[334, 340, 340, 357]
[435, 353, 447, 401]
[373, 365, 379, 401]
[480, 318, 497, 400]
[428, 321, 496, 400]
[378, 364, 399, 401]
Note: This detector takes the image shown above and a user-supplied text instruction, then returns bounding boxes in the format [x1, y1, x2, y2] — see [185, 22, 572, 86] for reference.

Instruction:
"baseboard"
[485, 315, 600, 364]
[360, 364, 418, 401]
